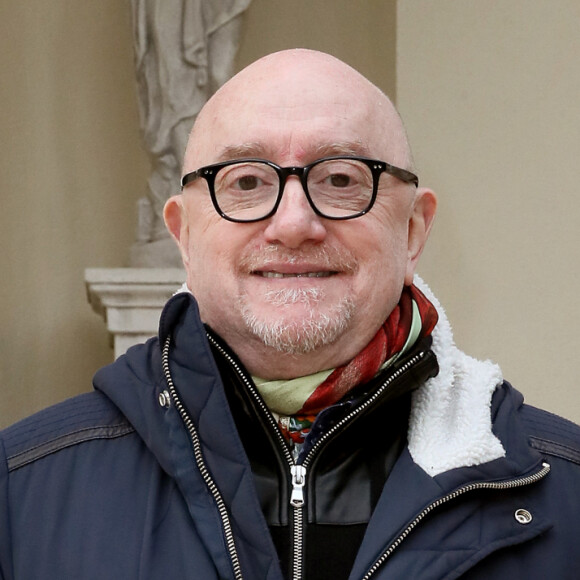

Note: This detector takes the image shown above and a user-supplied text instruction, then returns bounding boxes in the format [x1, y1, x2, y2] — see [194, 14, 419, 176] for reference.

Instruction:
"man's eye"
[236, 175, 261, 190]
[329, 173, 352, 188]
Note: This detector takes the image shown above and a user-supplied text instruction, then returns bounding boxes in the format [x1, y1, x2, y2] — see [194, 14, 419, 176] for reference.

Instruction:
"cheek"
[188, 236, 229, 288]
[348, 217, 410, 307]
[183, 221, 226, 293]
[185, 239, 239, 328]
[368, 202, 412, 267]
[184, 219, 255, 297]
[351, 211, 409, 268]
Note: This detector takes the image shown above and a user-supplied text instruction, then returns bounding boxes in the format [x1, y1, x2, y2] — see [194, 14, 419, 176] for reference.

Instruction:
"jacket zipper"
[299, 351, 427, 472]
[207, 333, 428, 580]
[162, 336, 243, 580]
[205, 335, 305, 579]
[361, 461, 551, 579]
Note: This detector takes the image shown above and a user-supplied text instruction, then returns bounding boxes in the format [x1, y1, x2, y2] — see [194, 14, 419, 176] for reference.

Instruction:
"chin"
[240, 297, 355, 356]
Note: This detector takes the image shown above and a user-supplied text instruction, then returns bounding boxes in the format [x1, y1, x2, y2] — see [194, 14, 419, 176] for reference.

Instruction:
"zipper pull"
[290, 465, 307, 507]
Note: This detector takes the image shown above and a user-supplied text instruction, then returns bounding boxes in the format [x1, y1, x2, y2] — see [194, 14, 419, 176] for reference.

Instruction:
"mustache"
[239, 244, 358, 273]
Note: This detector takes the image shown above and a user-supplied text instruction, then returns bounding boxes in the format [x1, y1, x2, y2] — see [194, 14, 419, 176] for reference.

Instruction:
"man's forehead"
[189, 91, 392, 164]
[213, 140, 373, 163]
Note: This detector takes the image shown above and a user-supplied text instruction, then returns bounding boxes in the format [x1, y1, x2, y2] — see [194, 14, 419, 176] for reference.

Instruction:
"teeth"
[259, 271, 332, 279]
[299, 272, 331, 278]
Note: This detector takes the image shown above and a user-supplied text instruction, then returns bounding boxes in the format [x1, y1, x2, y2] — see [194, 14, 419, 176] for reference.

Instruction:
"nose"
[262, 176, 327, 248]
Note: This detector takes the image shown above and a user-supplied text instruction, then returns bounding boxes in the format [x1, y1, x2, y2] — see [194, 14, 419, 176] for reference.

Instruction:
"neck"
[221, 328, 372, 380]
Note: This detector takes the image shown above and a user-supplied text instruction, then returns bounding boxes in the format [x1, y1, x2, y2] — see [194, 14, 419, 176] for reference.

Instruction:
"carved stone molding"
[85, 268, 185, 358]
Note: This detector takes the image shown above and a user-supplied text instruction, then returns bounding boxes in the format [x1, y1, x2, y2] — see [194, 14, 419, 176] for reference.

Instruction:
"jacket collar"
[156, 278, 513, 478]
[101, 279, 528, 482]
[408, 276, 507, 476]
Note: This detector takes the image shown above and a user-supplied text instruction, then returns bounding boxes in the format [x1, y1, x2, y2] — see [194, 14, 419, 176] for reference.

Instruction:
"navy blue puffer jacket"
[1, 292, 580, 579]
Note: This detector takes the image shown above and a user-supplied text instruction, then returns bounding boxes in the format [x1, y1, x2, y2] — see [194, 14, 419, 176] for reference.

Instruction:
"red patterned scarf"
[278, 284, 438, 445]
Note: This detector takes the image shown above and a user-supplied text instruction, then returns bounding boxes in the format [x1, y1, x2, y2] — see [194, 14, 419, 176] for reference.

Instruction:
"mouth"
[241, 245, 357, 282]
[254, 270, 336, 279]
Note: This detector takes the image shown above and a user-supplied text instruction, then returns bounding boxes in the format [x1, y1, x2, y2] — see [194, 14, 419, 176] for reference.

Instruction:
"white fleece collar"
[408, 276, 506, 477]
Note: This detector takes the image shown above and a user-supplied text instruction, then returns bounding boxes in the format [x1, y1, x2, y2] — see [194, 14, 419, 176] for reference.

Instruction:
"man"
[1, 50, 579, 579]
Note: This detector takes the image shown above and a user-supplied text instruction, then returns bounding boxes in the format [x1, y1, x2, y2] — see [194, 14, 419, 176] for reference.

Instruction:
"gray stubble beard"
[239, 287, 355, 355]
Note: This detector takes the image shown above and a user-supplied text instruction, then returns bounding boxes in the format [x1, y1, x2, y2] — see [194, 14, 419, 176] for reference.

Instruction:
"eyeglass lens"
[213, 159, 374, 220]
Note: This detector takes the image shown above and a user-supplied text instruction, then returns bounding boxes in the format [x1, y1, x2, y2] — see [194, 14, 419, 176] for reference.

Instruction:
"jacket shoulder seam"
[7, 423, 135, 472]
[529, 435, 580, 466]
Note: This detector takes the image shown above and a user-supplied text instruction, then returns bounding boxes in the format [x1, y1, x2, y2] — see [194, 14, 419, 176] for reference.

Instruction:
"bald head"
[183, 49, 413, 174]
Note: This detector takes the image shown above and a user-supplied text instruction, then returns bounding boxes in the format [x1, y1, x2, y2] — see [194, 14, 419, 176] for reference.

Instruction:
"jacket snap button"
[158, 390, 171, 408]
[514, 508, 533, 524]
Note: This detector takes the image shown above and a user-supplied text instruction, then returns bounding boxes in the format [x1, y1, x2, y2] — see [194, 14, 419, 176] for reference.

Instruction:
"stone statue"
[129, 0, 252, 267]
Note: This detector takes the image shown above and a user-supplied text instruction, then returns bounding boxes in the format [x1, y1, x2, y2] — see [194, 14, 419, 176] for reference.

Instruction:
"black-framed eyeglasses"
[180, 155, 419, 223]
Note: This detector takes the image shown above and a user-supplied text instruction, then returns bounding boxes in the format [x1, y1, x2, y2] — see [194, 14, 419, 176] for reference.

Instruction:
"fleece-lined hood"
[409, 276, 506, 476]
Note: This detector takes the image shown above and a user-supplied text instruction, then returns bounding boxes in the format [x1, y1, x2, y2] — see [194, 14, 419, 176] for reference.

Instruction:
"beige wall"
[236, 0, 397, 96]
[1, 2, 150, 427]
[398, 1, 580, 422]
[2, 0, 579, 429]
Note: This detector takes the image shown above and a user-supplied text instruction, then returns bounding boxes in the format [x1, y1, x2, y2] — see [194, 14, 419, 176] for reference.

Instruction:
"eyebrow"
[312, 141, 371, 158]
[215, 140, 373, 164]
[217, 143, 269, 161]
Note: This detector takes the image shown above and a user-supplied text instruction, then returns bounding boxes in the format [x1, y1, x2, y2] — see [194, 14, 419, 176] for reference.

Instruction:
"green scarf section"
[253, 300, 422, 416]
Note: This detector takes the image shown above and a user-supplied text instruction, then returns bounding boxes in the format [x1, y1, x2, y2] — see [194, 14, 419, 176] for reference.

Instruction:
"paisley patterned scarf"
[266, 284, 439, 447]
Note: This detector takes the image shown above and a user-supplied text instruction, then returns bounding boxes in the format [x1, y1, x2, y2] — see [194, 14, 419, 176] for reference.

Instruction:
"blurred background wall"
[1, 0, 578, 428]
[398, 0, 580, 423]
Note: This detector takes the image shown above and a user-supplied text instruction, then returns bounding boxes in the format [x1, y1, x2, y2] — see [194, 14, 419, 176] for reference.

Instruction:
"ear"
[163, 195, 191, 267]
[405, 187, 437, 285]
